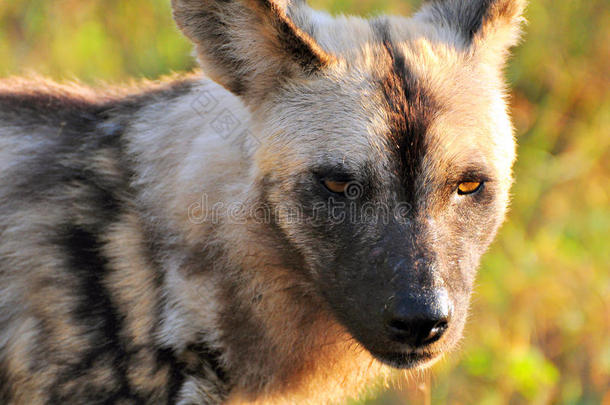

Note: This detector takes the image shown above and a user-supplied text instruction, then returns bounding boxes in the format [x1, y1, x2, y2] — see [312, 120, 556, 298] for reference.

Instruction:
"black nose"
[384, 289, 452, 348]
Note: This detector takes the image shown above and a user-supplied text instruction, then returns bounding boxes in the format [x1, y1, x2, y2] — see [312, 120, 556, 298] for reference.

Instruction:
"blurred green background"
[1, 0, 608, 403]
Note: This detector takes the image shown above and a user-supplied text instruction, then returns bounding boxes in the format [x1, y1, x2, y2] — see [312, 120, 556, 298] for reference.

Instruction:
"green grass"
[1, 0, 608, 403]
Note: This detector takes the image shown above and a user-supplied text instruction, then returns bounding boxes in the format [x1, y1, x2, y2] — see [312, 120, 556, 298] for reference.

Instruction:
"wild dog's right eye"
[323, 180, 349, 194]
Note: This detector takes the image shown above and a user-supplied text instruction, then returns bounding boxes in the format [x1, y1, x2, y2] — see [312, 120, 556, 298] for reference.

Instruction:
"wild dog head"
[173, 0, 525, 369]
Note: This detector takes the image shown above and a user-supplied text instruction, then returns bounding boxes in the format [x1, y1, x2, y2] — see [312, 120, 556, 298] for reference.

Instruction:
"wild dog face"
[173, 0, 525, 369]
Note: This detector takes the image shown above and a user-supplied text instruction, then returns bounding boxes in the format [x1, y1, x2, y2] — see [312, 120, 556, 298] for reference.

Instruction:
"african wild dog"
[0, 0, 525, 403]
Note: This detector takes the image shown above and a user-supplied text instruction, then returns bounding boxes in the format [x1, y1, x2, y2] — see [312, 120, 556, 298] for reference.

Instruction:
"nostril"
[387, 318, 412, 334]
[420, 319, 448, 345]
[386, 317, 449, 347]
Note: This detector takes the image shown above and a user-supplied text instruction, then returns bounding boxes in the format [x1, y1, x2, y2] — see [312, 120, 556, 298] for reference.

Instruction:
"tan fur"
[103, 212, 159, 348]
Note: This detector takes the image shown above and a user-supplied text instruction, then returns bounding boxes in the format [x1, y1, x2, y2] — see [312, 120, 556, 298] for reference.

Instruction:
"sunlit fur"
[0, 0, 525, 403]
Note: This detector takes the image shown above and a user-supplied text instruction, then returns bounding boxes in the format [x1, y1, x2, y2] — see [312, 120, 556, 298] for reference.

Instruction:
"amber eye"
[323, 180, 349, 194]
[457, 181, 483, 195]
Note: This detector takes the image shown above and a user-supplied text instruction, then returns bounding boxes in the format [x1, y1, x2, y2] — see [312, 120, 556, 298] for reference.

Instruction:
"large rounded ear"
[416, 0, 526, 64]
[172, 0, 335, 103]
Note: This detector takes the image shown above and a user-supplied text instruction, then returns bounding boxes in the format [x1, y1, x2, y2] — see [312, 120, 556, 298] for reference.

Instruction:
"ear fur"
[416, 0, 526, 62]
[172, 0, 335, 101]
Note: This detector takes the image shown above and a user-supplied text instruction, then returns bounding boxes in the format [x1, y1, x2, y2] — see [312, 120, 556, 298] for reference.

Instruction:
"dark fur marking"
[426, 0, 498, 43]
[0, 362, 11, 404]
[49, 225, 145, 403]
[374, 21, 438, 206]
[153, 332, 231, 403]
[253, 0, 332, 73]
[464, 0, 495, 40]
[183, 343, 229, 385]
[154, 348, 185, 404]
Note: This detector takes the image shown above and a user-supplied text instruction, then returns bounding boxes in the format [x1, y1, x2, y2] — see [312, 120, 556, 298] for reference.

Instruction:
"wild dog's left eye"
[457, 181, 483, 195]
[323, 180, 349, 194]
